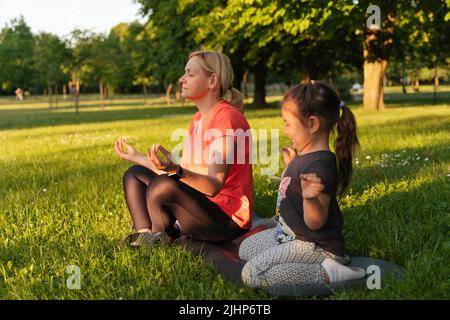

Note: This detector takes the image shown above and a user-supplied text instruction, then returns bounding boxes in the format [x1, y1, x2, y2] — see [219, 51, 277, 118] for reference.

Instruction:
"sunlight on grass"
[0, 94, 449, 299]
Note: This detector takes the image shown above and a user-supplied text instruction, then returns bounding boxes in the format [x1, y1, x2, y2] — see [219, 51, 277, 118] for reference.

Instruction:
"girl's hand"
[281, 146, 297, 166]
[115, 138, 138, 162]
[147, 144, 178, 174]
[300, 173, 325, 200]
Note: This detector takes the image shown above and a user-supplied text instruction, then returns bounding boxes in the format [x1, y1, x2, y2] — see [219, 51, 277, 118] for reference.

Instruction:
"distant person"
[15, 88, 24, 101]
[239, 82, 366, 289]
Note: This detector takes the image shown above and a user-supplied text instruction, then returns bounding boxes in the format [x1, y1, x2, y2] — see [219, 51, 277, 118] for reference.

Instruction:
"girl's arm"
[300, 174, 331, 230]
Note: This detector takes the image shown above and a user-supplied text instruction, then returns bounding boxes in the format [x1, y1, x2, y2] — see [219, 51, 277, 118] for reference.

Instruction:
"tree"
[348, 0, 450, 110]
[33, 32, 70, 108]
[0, 16, 35, 94]
[136, 0, 201, 104]
[193, 0, 362, 107]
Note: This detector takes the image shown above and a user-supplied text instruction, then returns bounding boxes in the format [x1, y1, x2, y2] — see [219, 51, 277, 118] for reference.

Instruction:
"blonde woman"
[115, 51, 253, 247]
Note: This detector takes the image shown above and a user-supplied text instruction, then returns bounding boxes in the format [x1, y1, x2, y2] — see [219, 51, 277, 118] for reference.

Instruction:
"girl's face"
[179, 57, 212, 101]
[281, 101, 313, 152]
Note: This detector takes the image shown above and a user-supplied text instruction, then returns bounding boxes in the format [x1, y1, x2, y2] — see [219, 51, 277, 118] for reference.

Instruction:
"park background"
[0, 0, 449, 299]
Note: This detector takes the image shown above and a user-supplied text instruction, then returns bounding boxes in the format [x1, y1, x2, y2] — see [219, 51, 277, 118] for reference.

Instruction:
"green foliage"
[33, 33, 70, 89]
[0, 16, 35, 93]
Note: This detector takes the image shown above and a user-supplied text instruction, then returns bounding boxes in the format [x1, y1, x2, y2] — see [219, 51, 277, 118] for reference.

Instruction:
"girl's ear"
[308, 115, 321, 134]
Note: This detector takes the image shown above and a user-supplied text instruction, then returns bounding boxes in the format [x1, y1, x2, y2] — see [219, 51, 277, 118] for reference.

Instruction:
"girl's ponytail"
[334, 104, 359, 196]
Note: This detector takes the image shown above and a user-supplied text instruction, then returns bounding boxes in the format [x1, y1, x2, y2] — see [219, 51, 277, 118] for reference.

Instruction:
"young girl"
[239, 82, 366, 288]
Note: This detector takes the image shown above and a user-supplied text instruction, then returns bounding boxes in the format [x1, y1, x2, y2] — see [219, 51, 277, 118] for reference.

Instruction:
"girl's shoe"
[321, 258, 366, 284]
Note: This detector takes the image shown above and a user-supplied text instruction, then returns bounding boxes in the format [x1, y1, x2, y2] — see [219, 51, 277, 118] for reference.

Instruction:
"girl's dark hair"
[282, 82, 359, 196]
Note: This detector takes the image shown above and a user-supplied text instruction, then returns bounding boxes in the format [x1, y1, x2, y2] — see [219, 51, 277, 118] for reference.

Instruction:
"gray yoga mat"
[176, 213, 405, 297]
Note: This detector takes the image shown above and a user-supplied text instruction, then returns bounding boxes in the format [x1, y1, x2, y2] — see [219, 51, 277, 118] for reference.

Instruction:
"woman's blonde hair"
[189, 51, 244, 114]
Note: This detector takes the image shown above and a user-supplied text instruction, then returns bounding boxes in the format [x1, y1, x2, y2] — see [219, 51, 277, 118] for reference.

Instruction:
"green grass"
[0, 90, 449, 300]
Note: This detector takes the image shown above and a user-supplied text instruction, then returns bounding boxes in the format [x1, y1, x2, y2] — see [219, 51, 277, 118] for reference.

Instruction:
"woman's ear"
[308, 115, 321, 134]
[209, 74, 219, 92]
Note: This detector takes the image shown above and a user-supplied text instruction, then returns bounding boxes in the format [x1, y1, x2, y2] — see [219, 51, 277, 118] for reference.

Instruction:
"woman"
[114, 51, 253, 247]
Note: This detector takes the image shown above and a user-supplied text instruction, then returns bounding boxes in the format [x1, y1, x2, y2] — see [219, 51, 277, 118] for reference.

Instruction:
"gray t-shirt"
[276, 150, 345, 256]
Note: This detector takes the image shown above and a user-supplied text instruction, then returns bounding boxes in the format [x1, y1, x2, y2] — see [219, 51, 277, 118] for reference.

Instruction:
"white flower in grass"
[425, 158, 429, 161]
[447, 174, 450, 178]
[366, 155, 371, 160]
[43, 188, 47, 192]
[416, 157, 421, 160]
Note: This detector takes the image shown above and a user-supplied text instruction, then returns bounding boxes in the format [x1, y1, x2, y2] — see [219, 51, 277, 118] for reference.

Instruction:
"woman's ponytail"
[334, 104, 359, 196]
[229, 87, 244, 114]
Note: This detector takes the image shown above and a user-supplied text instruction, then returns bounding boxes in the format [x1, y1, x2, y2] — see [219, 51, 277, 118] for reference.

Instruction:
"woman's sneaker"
[136, 231, 172, 247]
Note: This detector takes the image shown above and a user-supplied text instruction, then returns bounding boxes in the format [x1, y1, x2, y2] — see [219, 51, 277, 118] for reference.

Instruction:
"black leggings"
[122, 165, 248, 242]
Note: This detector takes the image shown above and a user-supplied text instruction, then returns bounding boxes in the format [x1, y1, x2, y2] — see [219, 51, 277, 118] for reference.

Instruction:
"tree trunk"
[166, 82, 173, 105]
[414, 79, 420, 93]
[401, 65, 407, 94]
[253, 60, 267, 107]
[363, 5, 396, 110]
[99, 80, 104, 111]
[48, 84, 53, 109]
[54, 85, 58, 108]
[243, 71, 249, 100]
[233, 65, 244, 92]
[143, 84, 148, 106]
[74, 80, 80, 115]
[433, 67, 439, 105]
[363, 59, 388, 110]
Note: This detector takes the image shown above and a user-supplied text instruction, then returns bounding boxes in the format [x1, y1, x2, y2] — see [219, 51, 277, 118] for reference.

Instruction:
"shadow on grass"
[360, 114, 450, 134]
[0, 105, 197, 131]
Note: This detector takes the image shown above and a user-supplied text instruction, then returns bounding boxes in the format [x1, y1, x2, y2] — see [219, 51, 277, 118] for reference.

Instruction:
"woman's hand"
[300, 173, 325, 200]
[147, 144, 178, 174]
[281, 146, 297, 166]
[115, 138, 139, 162]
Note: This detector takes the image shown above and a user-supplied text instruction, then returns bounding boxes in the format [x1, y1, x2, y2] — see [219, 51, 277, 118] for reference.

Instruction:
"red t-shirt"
[181, 100, 253, 229]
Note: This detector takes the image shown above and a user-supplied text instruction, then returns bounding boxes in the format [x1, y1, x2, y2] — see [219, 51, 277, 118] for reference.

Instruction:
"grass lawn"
[0, 89, 449, 299]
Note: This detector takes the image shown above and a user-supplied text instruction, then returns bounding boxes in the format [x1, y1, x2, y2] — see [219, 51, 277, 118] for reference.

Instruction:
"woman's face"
[179, 57, 211, 101]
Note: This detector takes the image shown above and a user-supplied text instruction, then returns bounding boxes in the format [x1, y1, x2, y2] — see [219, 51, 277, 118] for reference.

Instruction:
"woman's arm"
[115, 138, 166, 175]
[148, 136, 234, 197]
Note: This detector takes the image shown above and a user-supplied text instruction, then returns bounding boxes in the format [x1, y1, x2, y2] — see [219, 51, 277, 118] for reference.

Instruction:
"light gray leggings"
[239, 227, 345, 288]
